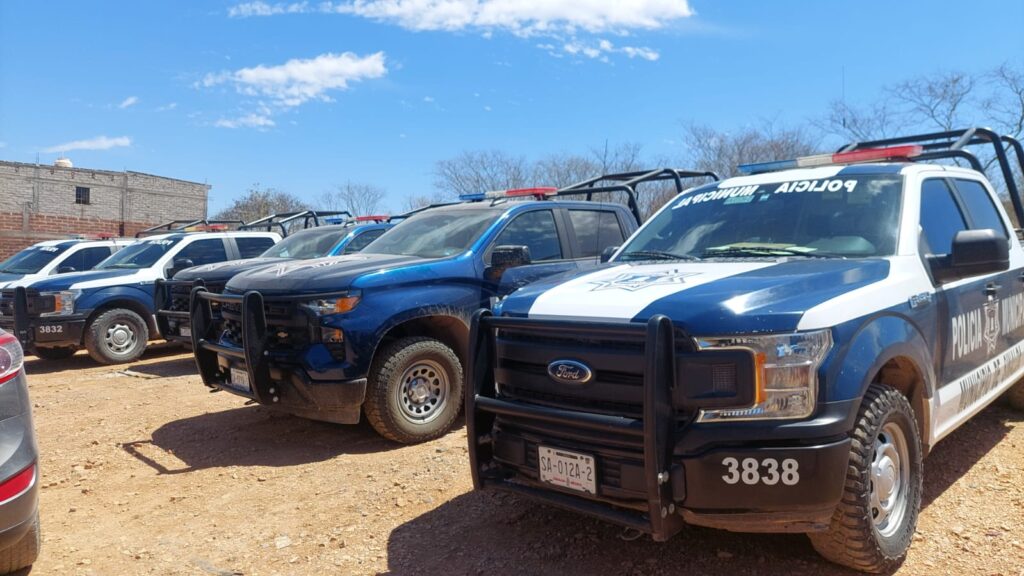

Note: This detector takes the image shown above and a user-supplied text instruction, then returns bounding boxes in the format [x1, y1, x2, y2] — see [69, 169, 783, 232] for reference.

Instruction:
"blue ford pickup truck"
[190, 170, 716, 443]
[156, 214, 393, 345]
[0, 228, 279, 363]
[467, 129, 1024, 572]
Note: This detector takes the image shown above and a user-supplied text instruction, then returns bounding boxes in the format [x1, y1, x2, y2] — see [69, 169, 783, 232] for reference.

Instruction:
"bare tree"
[433, 150, 531, 196]
[320, 181, 387, 216]
[816, 99, 906, 142]
[681, 122, 820, 179]
[402, 191, 453, 212]
[214, 184, 309, 223]
[889, 71, 977, 131]
[986, 63, 1024, 138]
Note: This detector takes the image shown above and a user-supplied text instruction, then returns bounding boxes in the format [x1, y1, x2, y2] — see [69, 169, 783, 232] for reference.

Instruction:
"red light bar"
[831, 145, 924, 165]
[504, 187, 558, 198]
[355, 215, 389, 222]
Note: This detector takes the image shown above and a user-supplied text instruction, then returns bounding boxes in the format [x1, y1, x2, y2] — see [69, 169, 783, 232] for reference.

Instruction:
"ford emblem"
[547, 359, 593, 385]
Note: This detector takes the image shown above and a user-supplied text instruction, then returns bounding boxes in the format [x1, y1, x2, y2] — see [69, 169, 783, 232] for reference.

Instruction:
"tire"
[363, 336, 463, 444]
[808, 384, 923, 573]
[1001, 380, 1024, 410]
[84, 308, 149, 365]
[0, 511, 40, 575]
[33, 346, 76, 361]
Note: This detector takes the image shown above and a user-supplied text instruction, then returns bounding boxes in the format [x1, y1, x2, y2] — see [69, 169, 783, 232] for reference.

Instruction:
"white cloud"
[157, 102, 178, 111]
[202, 51, 387, 107]
[43, 135, 132, 153]
[118, 96, 139, 109]
[228, 1, 309, 17]
[560, 39, 659, 62]
[214, 114, 276, 129]
[423, 96, 435, 103]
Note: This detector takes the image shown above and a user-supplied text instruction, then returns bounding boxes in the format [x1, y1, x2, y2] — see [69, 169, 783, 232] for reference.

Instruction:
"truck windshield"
[0, 245, 69, 274]
[96, 238, 181, 269]
[617, 174, 904, 261]
[364, 209, 500, 258]
[261, 227, 350, 259]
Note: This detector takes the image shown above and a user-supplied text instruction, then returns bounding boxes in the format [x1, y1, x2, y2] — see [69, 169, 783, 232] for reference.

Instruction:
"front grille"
[167, 281, 225, 312]
[217, 298, 311, 355]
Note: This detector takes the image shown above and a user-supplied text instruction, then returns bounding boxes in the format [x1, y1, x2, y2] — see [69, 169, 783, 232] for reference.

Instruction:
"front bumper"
[0, 287, 85, 350]
[190, 288, 367, 423]
[154, 279, 199, 345]
[467, 312, 853, 539]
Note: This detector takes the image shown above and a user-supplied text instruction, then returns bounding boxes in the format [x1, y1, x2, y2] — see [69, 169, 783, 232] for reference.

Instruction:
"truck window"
[954, 179, 1008, 237]
[919, 179, 968, 255]
[569, 210, 625, 258]
[342, 229, 386, 254]
[176, 239, 228, 266]
[0, 245, 69, 274]
[65, 247, 113, 272]
[236, 237, 276, 259]
[492, 210, 562, 262]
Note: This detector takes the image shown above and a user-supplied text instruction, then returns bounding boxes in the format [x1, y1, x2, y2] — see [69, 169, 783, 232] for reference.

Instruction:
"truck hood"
[225, 254, 427, 294]
[499, 258, 891, 335]
[26, 268, 152, 292]
[0, 272, 27, 289]
[174, 257, 290, 282]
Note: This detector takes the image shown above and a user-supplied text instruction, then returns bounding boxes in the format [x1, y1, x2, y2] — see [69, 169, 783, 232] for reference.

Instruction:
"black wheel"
[809, 384, 922, 573]
[363, 336, 463, 444]
[84, 308, 149, 365]
[33, 346, 77, 361]
[0, 511, 39, 575]
[1001, 380, 1024, 410]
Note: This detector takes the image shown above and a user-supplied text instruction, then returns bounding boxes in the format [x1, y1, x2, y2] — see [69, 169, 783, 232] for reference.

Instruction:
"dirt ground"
[21, 344, 1024, 575]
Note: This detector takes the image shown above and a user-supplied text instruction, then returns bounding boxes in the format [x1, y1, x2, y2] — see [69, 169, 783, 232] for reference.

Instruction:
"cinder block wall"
[0, 161, 210, 259]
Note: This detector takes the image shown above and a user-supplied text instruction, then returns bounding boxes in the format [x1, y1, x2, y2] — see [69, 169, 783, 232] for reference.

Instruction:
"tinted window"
[262, 227, 350, 259]
[97, 238, 182, 269]
[492, 210, 562, 262]
[0, 244, 70, 274]
[80, 247, 112, 270]
[236, 237, 276, 259]
[569, 210, 625, 258]
[368, 209, 501, 259]
[176, 239, 228, 266]
[955, 179, 1008, 236]
[920, 179, 967, 255]
[342, 229, 386, 254]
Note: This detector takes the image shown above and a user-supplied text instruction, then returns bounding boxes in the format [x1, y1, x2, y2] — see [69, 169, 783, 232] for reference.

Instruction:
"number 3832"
[721, 457, 799, 486]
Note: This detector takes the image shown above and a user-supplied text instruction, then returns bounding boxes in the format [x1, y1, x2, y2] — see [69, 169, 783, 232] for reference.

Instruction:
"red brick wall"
[0, 211, 151, 259]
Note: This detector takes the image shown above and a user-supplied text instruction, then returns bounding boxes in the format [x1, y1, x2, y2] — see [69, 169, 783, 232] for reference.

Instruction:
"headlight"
[39, 290, 80, 317]
[695, 330, 832, 422]
[301, 292, 361, 316]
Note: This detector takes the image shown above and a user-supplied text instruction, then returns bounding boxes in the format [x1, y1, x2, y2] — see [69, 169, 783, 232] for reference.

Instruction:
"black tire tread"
[84, 308, 149, 365]
[363, 336, 463, 444]
[808, 384, 922, 573]
[0, 512, 40, 575]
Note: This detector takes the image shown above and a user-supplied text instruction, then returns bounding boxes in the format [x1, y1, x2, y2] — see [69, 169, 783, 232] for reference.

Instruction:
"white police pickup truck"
[0, 238, 132, 289]
[467, 128, 1024, 572]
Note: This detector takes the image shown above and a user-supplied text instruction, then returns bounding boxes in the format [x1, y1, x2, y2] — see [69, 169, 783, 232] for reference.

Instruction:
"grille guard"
[155, 278, 203, 341]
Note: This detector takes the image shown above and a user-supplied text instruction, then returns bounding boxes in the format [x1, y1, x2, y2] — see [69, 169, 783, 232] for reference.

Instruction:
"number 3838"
[721, 457, 799, 486]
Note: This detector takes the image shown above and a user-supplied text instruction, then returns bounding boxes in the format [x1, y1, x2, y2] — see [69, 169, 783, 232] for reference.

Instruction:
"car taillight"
[0, 464, 35, 503]
[0, 332, 25, 385]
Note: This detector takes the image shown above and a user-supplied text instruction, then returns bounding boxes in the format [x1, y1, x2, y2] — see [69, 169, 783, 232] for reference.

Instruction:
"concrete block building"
[0, 159, 210, 258]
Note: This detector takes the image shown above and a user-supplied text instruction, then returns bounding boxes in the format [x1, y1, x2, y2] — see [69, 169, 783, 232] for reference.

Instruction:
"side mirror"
[932, 229, 1009, 282]
[169, 258, 195, 278]
[486, 245, 532, 281]
[57, 265, 77, 274]
[600, 246, 619, 263]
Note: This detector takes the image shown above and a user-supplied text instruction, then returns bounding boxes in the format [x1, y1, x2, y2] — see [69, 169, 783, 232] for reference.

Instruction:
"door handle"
[985, 282, 1001, 297]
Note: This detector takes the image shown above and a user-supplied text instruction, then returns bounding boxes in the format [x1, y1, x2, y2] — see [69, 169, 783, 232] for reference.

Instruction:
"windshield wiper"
[618, 250, 700, 262]
[703, 246, 839, 259]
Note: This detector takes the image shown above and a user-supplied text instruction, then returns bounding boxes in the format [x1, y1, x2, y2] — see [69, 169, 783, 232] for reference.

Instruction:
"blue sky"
[1, 1, 1022, 214]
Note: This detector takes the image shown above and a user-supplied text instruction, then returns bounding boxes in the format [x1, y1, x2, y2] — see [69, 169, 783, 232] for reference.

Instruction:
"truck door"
[922, 177, 1014, 434]
[564, 207, 628, 269]
[487, 208, 577, 297]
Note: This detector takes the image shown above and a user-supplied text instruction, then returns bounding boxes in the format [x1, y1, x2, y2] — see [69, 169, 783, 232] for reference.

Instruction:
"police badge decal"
[984, 300, 1000, 355]
[588, 270, 699, 291]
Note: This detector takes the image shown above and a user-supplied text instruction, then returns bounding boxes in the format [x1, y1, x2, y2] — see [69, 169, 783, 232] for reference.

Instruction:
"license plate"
[227, 367, 251, 393]
[538, 446, 596, 495]
[179, 326, 191, 338]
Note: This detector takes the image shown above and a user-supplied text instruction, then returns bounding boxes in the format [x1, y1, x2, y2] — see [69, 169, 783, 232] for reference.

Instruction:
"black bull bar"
[465, 310, 757, 541]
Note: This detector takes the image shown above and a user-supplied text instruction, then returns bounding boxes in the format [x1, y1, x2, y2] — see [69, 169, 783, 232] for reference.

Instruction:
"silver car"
[0, 329, 39, 574]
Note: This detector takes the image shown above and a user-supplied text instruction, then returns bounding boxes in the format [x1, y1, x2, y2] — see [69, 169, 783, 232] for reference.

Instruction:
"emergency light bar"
[459, 187, 558, 202]
[737, 145, 924, 175]
[354, 215, 389, 222]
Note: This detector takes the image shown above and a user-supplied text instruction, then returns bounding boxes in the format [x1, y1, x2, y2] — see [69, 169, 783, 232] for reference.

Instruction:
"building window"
[75, 186, 91, 205]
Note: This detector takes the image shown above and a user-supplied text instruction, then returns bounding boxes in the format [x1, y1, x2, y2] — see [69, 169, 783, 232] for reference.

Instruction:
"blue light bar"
[737, 159, 800, 175]
[459, 193, 486, 201]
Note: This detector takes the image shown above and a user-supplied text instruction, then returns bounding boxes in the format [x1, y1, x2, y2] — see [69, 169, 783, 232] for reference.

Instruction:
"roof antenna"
[841, 65, 847, 129]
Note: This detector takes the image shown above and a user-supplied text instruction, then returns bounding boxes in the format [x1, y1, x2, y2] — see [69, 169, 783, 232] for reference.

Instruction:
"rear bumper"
[467, 311, 853, 539]
[0, 387, 40, 550]
[190, 288, 367, 423]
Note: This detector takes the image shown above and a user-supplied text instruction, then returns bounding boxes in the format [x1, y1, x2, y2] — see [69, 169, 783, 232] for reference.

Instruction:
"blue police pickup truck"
[0, 237, 133, 289]
[467, 129, 1024, 572]
[190, 170, 715, 443]
[155, 213, 393, 344]
[0, 227, 279, 363]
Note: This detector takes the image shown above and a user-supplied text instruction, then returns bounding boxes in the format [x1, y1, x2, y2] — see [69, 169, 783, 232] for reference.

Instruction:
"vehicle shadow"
[118, 355, 197, 378]
[23, 341, 189, 375]
[384, 406, 1019, 576]
[121, 405, 400, 475]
